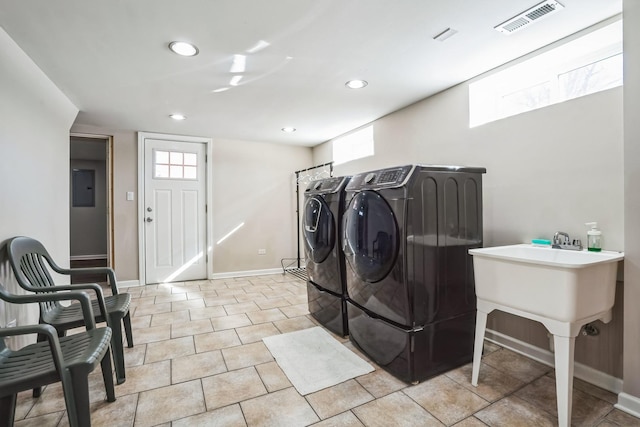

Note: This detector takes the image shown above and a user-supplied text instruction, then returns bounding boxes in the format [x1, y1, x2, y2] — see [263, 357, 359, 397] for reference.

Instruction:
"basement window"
[469, 19, 622, 127]
[332, 125, 374, 165]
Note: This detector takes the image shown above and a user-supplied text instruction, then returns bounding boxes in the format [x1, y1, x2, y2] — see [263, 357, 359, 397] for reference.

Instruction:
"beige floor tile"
[481, 348, 551, 383]
[134, 301, 171, 317]
[172, 404, 247, 427]
[352, 391, 443, 427]
[240, 387, 320, 426]
[224, 301, 262, 315]
[474, 395, 557, 426]
[273, 316, 316, 334]
[135, 380, 205, 426]
[83, 393, 138, 427]
[356, 368, 407, 398]
[234, 292, 267, 303]
[194, 329, 241, 353]
[14, 391, 36, 421]
[130, 296, 156, 307]
[279, 303, 310, 318]
[285, 294, 308, 305]
[255, 361, 292, 392]
[171, 318, 214, 338]
[154, 293, 187, 304]
[515, 375, 613, 426]
[236, 322, 281, 344]
[172, 298, 206, 311]
[222, 341, 273, 370]
[189, 305, 227, 320]
[211, 313, 252, 331]
[217, 288, 249, 297]
[311, 411, 365, 427]
[131, 314, 151, 329]
[604, 408, 640, 426]
[255, 297, 291, 310]
[404, 374, 490, 425]
[445, 362, 525, 402]
[150, 309, 191, 326]
[451, 416, 489, 427]
[115, 360, 171, 397]
[133, 324, 171, 344]
[145, 336, 195, 363]
[170, 283, 202, 293]
[247, 308, 287, 324]
[204, 296, 240, 307]
[15, 412, 64, 427]
[124, 343, 147, 367]
[187, 290, 219, 300]
[202, 367, 267, 410]
[571, 375, 618, 405]
[172, 350, 227, 383]
[261, 289, 295, 299]
[306, 379, 374, 419]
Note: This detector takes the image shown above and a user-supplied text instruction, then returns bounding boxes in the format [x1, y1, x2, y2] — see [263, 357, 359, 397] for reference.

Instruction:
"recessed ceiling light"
[168, 41, 199, 57]
[169, 114, 187, 120]
[281, 127, 296, 133]
[345, 79, 368, 89]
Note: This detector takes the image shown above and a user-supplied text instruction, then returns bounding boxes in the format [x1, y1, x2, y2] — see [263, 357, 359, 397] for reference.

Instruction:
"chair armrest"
[0, 324, 66, 372]
[1, 290, 97, 329]
[53, 264, 120, 295]
[27, 282, 110, 323]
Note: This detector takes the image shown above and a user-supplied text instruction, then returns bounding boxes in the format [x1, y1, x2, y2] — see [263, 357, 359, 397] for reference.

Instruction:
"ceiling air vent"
[495, 0, 564, 35]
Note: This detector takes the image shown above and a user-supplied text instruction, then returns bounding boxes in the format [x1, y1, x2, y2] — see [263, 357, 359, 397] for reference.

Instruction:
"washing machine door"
[342, 190, 398, 283]
[303, 196, 335, 264]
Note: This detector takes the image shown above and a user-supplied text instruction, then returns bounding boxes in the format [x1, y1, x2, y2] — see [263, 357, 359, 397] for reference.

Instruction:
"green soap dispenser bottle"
[585, 222, 602, 252]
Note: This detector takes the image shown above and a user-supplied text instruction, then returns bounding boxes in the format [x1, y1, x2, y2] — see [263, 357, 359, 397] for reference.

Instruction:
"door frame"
[70, 132, 115, 269]
[137, 132, 214, 285]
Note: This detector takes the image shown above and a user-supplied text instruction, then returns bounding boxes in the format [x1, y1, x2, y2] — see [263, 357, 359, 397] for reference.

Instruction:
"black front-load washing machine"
[342, 164, 486, 383]
[303, 175, 351, 336]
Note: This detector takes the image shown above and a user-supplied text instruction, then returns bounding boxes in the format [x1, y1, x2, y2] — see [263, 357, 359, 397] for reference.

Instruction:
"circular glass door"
[343, 190, 398, 283]
[303, 196, 335, 263]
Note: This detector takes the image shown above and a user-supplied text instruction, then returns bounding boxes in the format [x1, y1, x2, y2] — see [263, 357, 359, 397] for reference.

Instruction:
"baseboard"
[210, 268, 282, 279]
[485, 328, 623, 394]
[70, 254, 108, 261]
[615, 393, 640, 418]
[118, 279, 141, 288]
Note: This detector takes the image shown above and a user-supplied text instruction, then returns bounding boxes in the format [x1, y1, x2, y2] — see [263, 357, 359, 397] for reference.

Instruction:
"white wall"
[622, 0, 640, 409]
[0, 26, 78, 331]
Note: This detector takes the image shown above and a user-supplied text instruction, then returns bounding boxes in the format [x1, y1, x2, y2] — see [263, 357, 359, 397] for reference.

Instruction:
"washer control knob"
[364, 173, 376, 184]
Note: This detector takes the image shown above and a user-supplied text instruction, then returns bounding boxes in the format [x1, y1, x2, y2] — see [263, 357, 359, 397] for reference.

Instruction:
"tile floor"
[11, 274, 640, 427]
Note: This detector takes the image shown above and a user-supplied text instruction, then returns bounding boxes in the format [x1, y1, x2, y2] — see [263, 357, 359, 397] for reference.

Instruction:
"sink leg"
[471, 310, 488, 387]
[553, 335, 576, 427]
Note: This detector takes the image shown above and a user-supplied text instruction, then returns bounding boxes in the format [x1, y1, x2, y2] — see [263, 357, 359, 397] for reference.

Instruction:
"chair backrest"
[7, 236, 60, 313]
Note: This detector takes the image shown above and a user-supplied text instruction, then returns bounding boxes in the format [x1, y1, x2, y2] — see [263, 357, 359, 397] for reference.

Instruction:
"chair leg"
[0, 394, 17, 427]
[110, 315, 126, 384]
[101, 348, 116, 402]
[123, 311, 134, 348]
[68, 370, 92, 427]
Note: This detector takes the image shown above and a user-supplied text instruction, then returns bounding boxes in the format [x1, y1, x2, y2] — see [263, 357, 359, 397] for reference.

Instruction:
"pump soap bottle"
[585, 222, 602, 252]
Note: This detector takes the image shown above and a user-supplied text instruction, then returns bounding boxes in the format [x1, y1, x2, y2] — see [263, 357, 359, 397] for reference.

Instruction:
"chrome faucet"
[552, 231, 582, 251]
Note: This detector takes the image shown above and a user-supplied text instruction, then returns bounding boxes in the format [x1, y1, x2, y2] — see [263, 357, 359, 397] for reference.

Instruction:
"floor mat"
[262, 326, 374, 395]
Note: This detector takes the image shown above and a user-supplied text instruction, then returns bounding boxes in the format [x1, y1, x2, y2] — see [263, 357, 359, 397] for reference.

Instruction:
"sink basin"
[469, 244, 623, 427]
[469, 244, 623, 323]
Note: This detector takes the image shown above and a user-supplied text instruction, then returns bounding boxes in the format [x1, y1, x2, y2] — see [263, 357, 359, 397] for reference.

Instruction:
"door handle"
[146, 217, 153, 222]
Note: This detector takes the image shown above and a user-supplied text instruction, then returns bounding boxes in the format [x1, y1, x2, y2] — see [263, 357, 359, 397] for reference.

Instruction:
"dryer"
[303, 176, 351, 336]
[342, 164, 485, 383]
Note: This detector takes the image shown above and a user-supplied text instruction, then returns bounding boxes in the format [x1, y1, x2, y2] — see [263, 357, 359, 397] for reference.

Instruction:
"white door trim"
[137, 132, 213, 285]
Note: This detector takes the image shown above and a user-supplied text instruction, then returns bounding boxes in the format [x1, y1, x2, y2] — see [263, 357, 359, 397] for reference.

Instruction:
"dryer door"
[343, 190, 398, 283]
[303, 196, 335, 264]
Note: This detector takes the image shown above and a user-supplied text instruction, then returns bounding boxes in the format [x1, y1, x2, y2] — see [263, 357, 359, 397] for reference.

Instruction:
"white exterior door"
[143, 138, 207, 284]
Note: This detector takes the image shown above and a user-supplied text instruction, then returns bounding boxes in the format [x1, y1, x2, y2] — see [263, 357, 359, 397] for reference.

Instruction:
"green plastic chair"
[0, 283, 115, 427]
[7, 236, 133, 385]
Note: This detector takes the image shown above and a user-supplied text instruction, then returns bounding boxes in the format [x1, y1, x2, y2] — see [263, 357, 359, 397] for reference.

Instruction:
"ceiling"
[0, 0, 622, 147]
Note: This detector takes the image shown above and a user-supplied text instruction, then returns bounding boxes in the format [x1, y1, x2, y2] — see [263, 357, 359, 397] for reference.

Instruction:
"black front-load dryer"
[303, 175, 350, 336]
[342, 164, 486, 383]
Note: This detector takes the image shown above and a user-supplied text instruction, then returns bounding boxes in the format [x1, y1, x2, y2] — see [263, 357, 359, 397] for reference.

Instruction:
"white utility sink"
[469, 244, 623, 427]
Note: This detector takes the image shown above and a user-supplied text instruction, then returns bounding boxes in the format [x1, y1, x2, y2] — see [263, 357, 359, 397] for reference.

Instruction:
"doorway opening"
[69, 134, 114, 283]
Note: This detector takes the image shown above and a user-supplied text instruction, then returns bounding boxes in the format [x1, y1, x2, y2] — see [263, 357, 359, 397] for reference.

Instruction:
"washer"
[303, 175, 351, 336]
[342, 164, 486, 383]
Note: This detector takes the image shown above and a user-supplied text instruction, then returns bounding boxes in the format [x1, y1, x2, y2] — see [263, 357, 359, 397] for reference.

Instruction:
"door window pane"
[154, 149, 199, 180]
